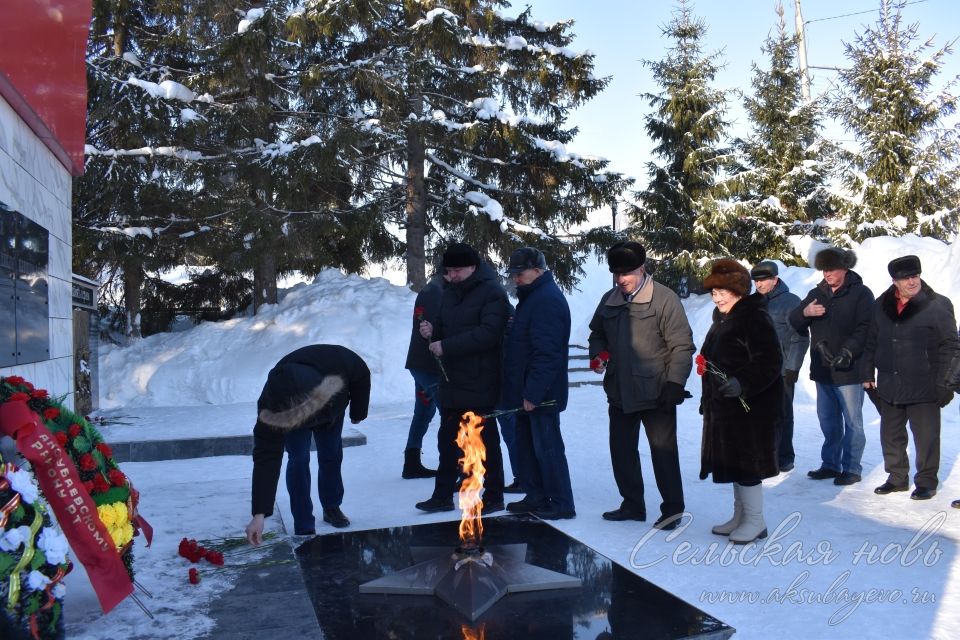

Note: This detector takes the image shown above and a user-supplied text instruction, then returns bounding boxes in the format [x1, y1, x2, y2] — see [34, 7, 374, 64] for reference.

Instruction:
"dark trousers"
[432, 407, 505, 501]
[515, 412, 575, 511]
[284, 412, 344, 533]
[775, 376, 796, 466]
[608, 404, 684, 518]
[877, 398, 941, 489]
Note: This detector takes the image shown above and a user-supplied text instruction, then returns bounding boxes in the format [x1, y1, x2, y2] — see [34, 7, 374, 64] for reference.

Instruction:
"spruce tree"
[629, 0, 731, 294]
[292, 0, 628, 289]
[831, 0, 960, 240]
[726, 4, 835, 264]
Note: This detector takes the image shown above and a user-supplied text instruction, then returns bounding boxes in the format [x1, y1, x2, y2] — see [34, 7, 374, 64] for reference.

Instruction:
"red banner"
[0, 401, 133, 613]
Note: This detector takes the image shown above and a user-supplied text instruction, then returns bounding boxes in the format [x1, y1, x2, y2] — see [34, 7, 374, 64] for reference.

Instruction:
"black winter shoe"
[481, 500, 505, 515]
[602, 507, 646, 522]
[532, 505, 576, 520]
[951, 499, 960, 509]
[503, 479, 524, 494]
[415, 496, 455, 513]
[653, 514, 683, 530]
[874, 482, 908, 495]
[833, 472, 861, 486]
[507, 497, 548, 513]
[322, 508, 350, 528]
[778, 462, 794, 472]
[402, 449, 437, 479]
[807, 466, 840, 480]
[911, 487, 936, 500]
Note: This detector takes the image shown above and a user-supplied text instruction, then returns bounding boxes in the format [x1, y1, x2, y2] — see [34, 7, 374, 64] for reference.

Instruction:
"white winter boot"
[711, 484, 742, 536]
[729, 483, 767, 544]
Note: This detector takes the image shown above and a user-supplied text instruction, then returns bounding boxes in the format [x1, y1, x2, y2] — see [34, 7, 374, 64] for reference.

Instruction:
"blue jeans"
[497, 410, 521, 483]
[515, 412, 575, 511]
[406, 368, 440, 450]
[284, 412, 344, 533]
[815, 382, 866, 475]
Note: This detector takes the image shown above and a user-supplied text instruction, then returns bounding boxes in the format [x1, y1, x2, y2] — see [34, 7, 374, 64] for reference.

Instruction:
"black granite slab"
[294, 514, 735, 639]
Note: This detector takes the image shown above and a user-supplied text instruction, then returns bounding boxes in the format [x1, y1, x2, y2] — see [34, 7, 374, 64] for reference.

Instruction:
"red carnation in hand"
[93, 475, 111, 493]
[188, 568, 201, 584]
[589, 350, 611, 372]
[108, 469, 126, 487]
[30, 389, 49, 399]
[68, 423, 82, 438]
[3, 375, 26, 386]
[7, 392, 30, 402]
[695, 354, 707, 376]
[79, 454, 97, 471]
[43, 407, 60, 421]
[96, 442, 113, 458]
[54, 432, 69, 447]
[414, 306, 426, 319]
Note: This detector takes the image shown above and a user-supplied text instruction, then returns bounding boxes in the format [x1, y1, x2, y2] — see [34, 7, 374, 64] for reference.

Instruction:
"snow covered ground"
[62, 234, 960, 639]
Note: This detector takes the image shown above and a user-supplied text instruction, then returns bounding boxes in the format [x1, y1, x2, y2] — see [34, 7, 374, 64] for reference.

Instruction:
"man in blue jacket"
[501, 247, 575, 519]
[751, 261, 809, 472]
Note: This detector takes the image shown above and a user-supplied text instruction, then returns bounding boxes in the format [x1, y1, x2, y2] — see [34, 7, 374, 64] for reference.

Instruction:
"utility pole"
[610, 198, 618, 231]
[794, 0, 812, 102]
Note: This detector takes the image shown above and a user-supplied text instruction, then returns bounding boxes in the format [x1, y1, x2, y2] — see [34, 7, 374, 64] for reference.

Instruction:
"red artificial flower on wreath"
[68, 423, 82, 438]
[108, 469, 126, 487]
[83, 480, 95, 493]
[96, 442, 113, 458]
[188, 568, 201, 585]
[93, 475, 111, 493]
[30, 388, 49, 399]
[54, 432, 69, 447]
[43, 407, 60, 421]
[3, 375, 25, 386]
[7, 391, 30, 402]
[79, 454, 97, 471]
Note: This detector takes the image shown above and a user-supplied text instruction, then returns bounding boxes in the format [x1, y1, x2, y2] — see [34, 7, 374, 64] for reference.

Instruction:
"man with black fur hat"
[861, 255, 959, 500]
[789, 246, 875, 486]
[414, 242, 510, 514]
[751, 260, 809, 472]
[588, 241, 695, 530]
[246, 344, 370, 544]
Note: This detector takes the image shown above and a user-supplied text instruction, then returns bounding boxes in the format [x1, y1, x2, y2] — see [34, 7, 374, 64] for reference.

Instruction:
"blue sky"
[525, 0, 960, 182]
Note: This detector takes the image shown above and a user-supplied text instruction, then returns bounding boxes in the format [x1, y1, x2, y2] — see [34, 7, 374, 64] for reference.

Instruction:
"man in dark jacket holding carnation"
[588, 241, 695, 530]
[789, 247, 874, 486]
[414, 242, 510, 514]
[245, 344, 370, 544]
[861, 255, 959, 501]
[501, 247, 575, 520]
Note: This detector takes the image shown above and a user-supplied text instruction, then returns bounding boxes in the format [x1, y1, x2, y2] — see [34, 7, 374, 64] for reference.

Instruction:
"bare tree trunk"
[253, 250, 278, 313]
[122, 255, 142, 340]
[405, 95, 427, 292]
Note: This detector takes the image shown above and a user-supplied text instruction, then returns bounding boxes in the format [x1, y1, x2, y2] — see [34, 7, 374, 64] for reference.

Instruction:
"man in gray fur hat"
[246, 344, 370, 544]
[789, 247, 875, 486]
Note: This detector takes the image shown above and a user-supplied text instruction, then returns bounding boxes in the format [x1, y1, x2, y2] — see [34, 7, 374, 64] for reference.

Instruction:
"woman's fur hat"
[703, 259, 751, 297]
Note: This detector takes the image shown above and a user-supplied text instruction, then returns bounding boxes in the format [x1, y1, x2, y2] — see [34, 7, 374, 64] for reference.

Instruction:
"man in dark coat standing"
[789, 247, 874, 486]
[588, 241, 695, 530]
[501, 247, 575, 520]
[246, 345, 370, 544]
[750, 261, 809, 472]
[402, 273, 444, 479]
[415, 242, 510, 513]
[862, 255, 959, 500]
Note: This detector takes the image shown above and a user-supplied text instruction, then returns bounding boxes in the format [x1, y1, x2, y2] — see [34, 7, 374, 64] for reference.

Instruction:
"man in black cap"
[588, 241, 695, 530]
[415, 242, 510, 514]
[789, 246, 874, 486]
[861, 255, 959, 500]
[501, 247, 576, 519]
[245, 344, 370, 544]
[750, 261, 809, 472]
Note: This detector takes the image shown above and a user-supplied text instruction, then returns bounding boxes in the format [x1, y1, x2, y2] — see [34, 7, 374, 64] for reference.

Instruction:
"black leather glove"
[783, 369, 799, 385]
[937, 386, 954, 408]
[658, 381, 687, 406]
[717, 377, 742, 398]
[815, 341, 835, 365]
[830, 348, 853, 370]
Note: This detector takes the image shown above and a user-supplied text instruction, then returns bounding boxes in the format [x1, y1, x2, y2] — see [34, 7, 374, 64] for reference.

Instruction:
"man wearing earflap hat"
[588, 240, 695, 530]
[789, 246, 875, 486]
[861, 255, 959, 500]
[246, 344, 371, 544]
[414, 242, 510, 514]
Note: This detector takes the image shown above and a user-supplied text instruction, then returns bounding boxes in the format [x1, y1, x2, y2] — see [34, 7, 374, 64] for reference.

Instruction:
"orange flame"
[457, 411, 486, 547]
[461, 623, 486, 640]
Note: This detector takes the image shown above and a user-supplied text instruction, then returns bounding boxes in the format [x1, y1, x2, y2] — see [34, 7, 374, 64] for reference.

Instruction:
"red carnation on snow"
[205, 550, 225, 566]
[188, 568, 201, 584]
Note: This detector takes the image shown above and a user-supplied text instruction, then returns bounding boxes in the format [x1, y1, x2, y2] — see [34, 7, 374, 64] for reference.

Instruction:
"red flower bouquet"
[695, 354, 750, 412]
[590, 350, 610, 372]
[414, 305, 449, 381]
